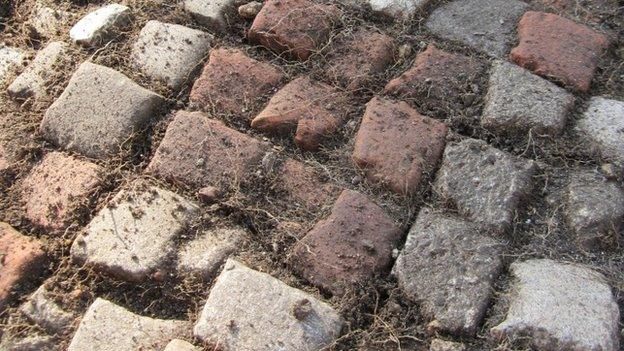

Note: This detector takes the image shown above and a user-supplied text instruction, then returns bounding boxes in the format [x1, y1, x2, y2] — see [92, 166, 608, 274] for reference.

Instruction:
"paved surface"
[0, 0, 622, 350]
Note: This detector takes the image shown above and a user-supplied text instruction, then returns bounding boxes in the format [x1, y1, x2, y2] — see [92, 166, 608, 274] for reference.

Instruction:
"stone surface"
[184, 0, 237, 29]
[177, 227, 246, 279]
[353, 96, 447, 195]
[197, 186, 221, 204]
[194, 259, 344, 350]
[0, 223, 46, 309]
[576, 97, 624, 165]
[291, 190, 402, 295]
[70, 183, 199, 282]
[238, 1, 263, 19]
[40, 62, 164, 159]
[392, 209, 503, 336]
[325, 28, 395, 89]
[434, 138, 536, 234]
[430, 339, 466, 351]
[277, 158, 339, 211]
[369, 0, 430, 20]
[564, 170, 624, 249]
[491, 259, 620, 351]
[248, 0, 341, 60]
[425, 0, 529, 57]
[132, 20, 211, 89]
[69, 4, 131, 47]
[164, 339, 199, 351]
[8, 41, 69, 102]
[26, 5, 72, 39]
[0, 45, 24, 86]
[189, 48, 283, 116]
[482, 60, 575, 136]
[251, 76, 348, 151]
[385, 44, 486, 114]
[19, 285, 74, 333]
[146, 110, 267, 188]
[0, 335, 58, 351]
[20, 152, 103, 232]
[67, 298, 190, 351]
[510, 11, 609, 92]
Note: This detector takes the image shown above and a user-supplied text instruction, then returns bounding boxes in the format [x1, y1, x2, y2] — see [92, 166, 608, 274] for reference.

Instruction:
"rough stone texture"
[177, 227, 246, 279]
[0, 335, 58, 351]
[19, 285, 74, 333]
[425, 0, 529, 57]
[482, 60, 575, 136]
[277, 158, 339, 211]
[325, 28, 394, 89]
[353, 97, 447, 195]
[248, 0, 341, 60]
[69, 4, 131, 47]
[164, 339, 199, 351]
[194, 259, 344, 350]
[26, 5, 73, 39]
[70, 184, 199, 282]
[132, 21, 211, 90]
[20, 152, 103, 232]
[251, 76, 348, 151]
[8, 41, 69, 102]
[430, 339, 466, 351]
[528, 0, 619, 24]
[291, 190, 402, 295]
[238, 1, 263, 19]
[392, 209, 503, 336]
[67, 298, 190, 351]
[146, 110, 268, 189]
[189, 48, 283, 116]
[564, 170, 624, 249]
[385, 44, 486, 114]
[491, 259, 620, 351]
[434, 138, 536, 234]
[369, 0, 430, 20]
[576, 97, 624, 165]
[184, 0, 237, 29]
[510, 11, 609, 92]
[0, 45, 24, 86]
[0, 223, 46, 309]
[40, 62, 164, 159]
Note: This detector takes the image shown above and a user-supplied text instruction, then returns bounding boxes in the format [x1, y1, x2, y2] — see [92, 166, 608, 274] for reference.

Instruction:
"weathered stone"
[248, 0, 341, 60]
[491, 259, 620, 351]
[510, 11, 609, 92]
[68, 298, 190, 351]
[0, 223, 46, 309]
[369, 0, 430, 20]
[385, 44, 486, 114]
[353, 96, 447, 195]
[0, 45, 24, 86]
[325, 28, 395, 89]
[251, 76, 348, 151]
[277, 158, 339, 211]
[70, 183, 199, 282]
[291, 190, 402, 295]
[425, 0, 529, 57]
[189, 48, 283, 116]
[393, 209, 503, 336]
[576, 97, 624, 165]
[434, 138, 536, 234]
[164, 339, 199, 351]
[184, 0, 237, 29]
[564, 170, 624, 249]
[0, 335, 58, 351]
[238, 1, 263, 19]
[133, 21, 211, 90]
[197, 186, 221, 204]
[40, 62, 164, 159]
[19, 285, 74, 333]
[146, 110, 268, 188]
[430, 339, 466, 351]
[194, 259, 344, 350]
[177, 227, 246, 279]
[482, 60, 575, 136]
[8, 41, 69, 102]
[26, 5, 72, 38]
[69, 4, 131, 47]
